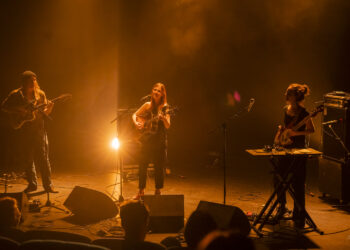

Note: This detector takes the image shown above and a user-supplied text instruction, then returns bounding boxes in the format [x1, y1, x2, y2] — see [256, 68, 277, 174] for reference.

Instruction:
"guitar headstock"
[56, 93, 72, 103]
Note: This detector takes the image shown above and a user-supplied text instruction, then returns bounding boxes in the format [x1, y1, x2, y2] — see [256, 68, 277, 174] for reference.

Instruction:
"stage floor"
[2, 157, 350, 250]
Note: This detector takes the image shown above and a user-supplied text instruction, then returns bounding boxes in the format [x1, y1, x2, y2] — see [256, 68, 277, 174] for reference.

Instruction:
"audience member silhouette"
[184, 210, 217, 249]
[197, 230, 255, 250]
[0, 196, 25, 242]
[120, 200, 164, 250]
[120, 200, 149, 243]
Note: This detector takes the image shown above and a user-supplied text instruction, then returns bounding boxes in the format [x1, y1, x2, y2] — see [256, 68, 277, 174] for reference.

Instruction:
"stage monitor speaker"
[196, 201, 251, 236]
[322, 96, 350, 162]
[143, 194, 184, 233]
[63, 186, 119, 221]
[319, 157, 350, 202]
[0, 192, 28, 221]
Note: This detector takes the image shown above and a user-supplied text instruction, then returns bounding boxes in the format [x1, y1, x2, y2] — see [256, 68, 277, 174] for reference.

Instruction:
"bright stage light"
[111, 137, 120, 150]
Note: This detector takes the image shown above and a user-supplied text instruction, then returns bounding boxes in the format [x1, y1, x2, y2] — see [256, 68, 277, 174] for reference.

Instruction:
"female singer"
[132, 83, 170, 199]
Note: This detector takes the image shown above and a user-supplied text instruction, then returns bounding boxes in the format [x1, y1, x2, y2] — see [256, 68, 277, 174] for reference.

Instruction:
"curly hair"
[285, 83, 310, 102]
[0, 197, 21, 228]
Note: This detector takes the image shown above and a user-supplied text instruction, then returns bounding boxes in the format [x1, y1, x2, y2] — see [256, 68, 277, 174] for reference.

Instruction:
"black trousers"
[274, 156, 307, 222]
[138, 142, 165, 189]
[20, 130, 52, 190]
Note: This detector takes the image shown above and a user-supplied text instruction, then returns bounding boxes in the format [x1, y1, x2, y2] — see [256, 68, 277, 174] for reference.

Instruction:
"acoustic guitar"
[10, 93, 72, 129]
[136, 106, 177, 144]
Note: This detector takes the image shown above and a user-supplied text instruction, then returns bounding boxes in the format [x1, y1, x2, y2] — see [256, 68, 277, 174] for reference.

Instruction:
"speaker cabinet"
[196, 201, 251, 236]
[319, 157, 350, 202]
[322, 101, 350, 162]
[63, 186, 118, 221]
[143, 195, 184, 233]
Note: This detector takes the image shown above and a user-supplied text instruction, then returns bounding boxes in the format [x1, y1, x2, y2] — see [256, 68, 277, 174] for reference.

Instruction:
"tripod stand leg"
[39, 192, 69, 213]
[280, 160, 324, 235]
[305, 213, 324, 234]
[253, 157, 297, 235]
[258, 174, 294, 231]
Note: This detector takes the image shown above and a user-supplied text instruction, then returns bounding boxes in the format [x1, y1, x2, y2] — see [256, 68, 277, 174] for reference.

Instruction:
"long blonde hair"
[150, 82, 167, 111]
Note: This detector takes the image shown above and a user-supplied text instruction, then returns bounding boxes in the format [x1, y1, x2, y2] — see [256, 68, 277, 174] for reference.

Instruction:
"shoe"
[45, 186, 59, 193]
[134, 189, 144, 200]
[155, 189, 161, 195]
[24, 185, 37, 193]
[293, 218, 306, 229]
[275, 205, 286, 221]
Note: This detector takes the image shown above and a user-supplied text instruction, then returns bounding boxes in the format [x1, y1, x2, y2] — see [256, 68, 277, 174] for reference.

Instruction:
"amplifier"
[322, 91, 350, 161]
[324, 91, 350, 108]
[319, 156, 350, 202]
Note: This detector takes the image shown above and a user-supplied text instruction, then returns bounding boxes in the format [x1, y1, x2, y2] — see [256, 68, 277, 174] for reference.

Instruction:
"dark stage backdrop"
[0, 0, 349, 172]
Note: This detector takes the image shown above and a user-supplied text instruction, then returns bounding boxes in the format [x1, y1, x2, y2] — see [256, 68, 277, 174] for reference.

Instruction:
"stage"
[2, 155, 350, 250]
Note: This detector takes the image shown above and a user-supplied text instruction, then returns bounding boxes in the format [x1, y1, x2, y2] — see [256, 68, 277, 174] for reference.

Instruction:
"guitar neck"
[50, 96, 64, 103]
[34, 95, 69, 110]
[292, 115, 311, 131]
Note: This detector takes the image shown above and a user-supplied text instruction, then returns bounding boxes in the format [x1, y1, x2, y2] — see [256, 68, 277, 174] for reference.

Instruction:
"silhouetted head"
[0, 197, 21, 228]
[184, 210, 217, 249]
[197, 230, 255, 250]
[120, 200, 150, 242]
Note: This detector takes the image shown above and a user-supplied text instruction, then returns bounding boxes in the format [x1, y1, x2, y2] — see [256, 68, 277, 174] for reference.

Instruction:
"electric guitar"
[274, 105, 323, 146]
[10, 93, 72, 129]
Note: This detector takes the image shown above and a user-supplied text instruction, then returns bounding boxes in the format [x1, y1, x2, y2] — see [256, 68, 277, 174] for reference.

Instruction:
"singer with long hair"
[1, 71, 56, 193]
[132, 83, 170, 199]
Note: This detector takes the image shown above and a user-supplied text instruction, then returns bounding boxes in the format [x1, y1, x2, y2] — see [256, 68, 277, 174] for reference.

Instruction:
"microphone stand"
[110, 108, 136, 202]
[108, 95, 150, 201]
[324, 124, 350, 160]
[209, 99, 254, 205]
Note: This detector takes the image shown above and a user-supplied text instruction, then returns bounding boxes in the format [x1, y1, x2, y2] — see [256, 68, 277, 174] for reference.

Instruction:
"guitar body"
[135, 105, 177, 144]
[137, 115, 160, 144]
[275, 127, 293, 146]
[11, 111, 36, 130]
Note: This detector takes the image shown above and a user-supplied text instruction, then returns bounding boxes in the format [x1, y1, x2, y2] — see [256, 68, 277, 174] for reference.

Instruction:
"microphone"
[322, 118, 343, 125]
[140, 94, 151, 102]
[247, 98, 255, 112]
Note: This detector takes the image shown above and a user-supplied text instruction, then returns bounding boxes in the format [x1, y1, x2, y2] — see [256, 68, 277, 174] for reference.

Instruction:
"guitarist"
[273, 83, 315, 228]
[132, 83, 170, 199]
[1, 71, 57, 193]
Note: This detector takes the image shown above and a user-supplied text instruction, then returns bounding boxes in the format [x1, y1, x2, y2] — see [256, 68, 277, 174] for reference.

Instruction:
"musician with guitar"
[132, 83, 170, 199]
[1, 71, 57, 193]
[273, 83, 316, 228]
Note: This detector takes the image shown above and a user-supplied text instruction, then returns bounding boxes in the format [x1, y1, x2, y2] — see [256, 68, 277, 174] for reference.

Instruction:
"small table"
[246, 148, 323, 237]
